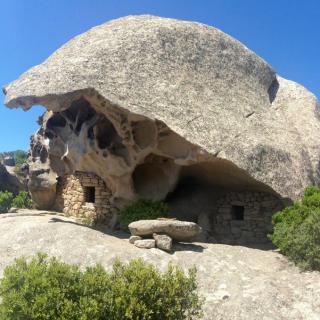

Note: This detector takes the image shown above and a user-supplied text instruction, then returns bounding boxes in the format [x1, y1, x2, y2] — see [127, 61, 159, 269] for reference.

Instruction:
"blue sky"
[0, 0, 319, 152]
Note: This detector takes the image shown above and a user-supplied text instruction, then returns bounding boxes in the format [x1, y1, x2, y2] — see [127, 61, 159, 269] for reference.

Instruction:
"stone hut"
[3, 16, 320, 244]
[213, 191, 282, 244]
[55, 171, 114, 223]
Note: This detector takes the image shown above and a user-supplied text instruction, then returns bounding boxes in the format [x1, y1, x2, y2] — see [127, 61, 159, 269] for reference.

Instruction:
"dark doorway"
[84, 186, 95, 203]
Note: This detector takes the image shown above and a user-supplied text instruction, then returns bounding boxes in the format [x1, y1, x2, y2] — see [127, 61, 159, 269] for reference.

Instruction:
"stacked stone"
[129, 234, 172, 252]
[127, 219, 202, 252]
[55, 171, 114, 223]
[214, 191, 282, 244]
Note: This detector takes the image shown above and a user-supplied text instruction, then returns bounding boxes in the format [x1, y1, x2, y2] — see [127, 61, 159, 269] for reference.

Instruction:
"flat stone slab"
[134, 239, 155, 249]
[129, 219, 202, 242]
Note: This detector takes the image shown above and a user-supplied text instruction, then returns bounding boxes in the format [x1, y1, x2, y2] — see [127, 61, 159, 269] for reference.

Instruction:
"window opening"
[84, 186, 95, 203]
[231, 205, 244, 220]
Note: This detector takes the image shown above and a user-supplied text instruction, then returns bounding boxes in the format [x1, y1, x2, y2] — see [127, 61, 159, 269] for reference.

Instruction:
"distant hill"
[0, 150, 28, 166]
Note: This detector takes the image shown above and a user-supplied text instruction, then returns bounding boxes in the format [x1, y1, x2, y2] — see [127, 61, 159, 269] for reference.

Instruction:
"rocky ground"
[0, 210, 319, 320]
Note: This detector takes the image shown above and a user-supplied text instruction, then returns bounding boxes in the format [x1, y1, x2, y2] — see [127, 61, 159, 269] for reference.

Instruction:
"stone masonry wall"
[55, 171, 115, 223]
[213, 191, 283, 244]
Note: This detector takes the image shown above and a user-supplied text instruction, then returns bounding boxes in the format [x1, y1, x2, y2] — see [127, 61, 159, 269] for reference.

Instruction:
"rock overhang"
[2, 15, 320, 205]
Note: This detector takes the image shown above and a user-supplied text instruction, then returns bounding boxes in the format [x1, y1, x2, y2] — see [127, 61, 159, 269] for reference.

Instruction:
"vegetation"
[0, 253, 203, 320]
[0, 150, 28, 166]
[0, 191, 14, 213]
[120, 199, 169, 230]
[14, 150, 28, 166]
[0, 191, 32, 213]
[14, 150, 28, 179]
[12, 191, 33, 209]
[270, 186, 320, 271]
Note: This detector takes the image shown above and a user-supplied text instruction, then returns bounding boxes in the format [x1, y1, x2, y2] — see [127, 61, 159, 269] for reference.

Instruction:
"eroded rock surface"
[129, 219, 202, 242]
[0, 211, 319, 320]
[2, 15, 320, 212]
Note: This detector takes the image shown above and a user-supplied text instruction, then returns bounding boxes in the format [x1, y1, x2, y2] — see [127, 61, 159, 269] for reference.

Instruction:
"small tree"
[0, 191, 14, 213]
[270, 186, 320, 270]
[14, 150, 28, 166]
[12, 191, 33, 209]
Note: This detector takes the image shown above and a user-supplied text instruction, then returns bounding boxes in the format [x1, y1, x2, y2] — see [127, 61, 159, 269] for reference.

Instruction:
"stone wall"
[54, 171, 283, 244]
[213, 191, 283, 244]
[55, 171, 115, 224]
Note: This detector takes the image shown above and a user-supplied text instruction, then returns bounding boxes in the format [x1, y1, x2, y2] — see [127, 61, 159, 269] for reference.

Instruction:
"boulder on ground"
[153, 233, 172, 252]
[134, 239, 156, 249]
[2, 15, 320, 214]
[129, 235, 142, 244]
[129, 219, 202, 242]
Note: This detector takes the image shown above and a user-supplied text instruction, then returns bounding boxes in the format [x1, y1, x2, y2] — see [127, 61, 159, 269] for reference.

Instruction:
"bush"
[0, 253, 203, 320]
[0, 191, 14, 213]
[14, 150, 28, 166]
[0, 191, 33, 213]
[120, 199, 169, 230]
[12, 191, 33, 209]
[270, 186, 320, 270]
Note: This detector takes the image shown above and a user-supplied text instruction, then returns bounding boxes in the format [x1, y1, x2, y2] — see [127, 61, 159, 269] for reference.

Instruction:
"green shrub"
[0, 253, 203, 320]
[270, 186, 320, 270]
[0, 191, 14, 213]
[14, 150, 28, 166]
[0, 191, 33, 213]
[120, 199, 169, 230]
[12, 191, 33, 209]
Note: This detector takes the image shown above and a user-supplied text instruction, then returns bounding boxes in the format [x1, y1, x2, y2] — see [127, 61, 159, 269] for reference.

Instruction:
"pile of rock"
[128, 219, 202, 252]
[129, 234, 173, 252]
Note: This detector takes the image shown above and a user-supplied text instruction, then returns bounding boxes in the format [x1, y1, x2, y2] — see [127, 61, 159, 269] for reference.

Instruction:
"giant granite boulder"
[3, 15, 320, 209]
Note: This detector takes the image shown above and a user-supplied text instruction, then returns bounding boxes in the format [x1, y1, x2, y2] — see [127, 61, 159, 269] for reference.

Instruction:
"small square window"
[231, 205, 244, 220]
[84, 186, 95, 203]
